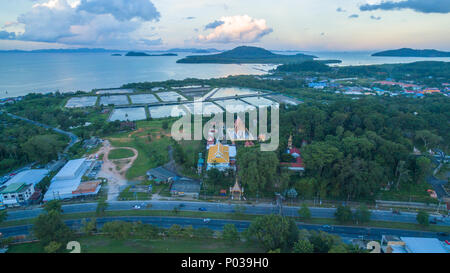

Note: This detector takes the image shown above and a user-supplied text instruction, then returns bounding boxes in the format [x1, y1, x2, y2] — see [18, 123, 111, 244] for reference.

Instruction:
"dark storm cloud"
[360, 0, 450, 14]
[204, 20, 225, 30]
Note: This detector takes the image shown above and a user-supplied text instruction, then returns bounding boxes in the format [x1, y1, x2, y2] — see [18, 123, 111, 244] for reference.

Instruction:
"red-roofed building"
[280, 135, 305, 172]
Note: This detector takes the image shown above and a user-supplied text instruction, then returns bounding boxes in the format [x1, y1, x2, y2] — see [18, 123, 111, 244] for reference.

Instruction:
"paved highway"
[1, 216, 448, 243]
[6, 200, 450, 227]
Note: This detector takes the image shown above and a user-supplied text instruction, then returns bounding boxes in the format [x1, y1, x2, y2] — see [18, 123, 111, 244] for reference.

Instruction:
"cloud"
[0, 31, 16, 40]
[360, 0, 450, 14]
[336, 7, 346, 12]
[198, 15, 272, 43]
[370, 15, 382, 20]
[204, 20, 224, 30]
[348, 14, 359, 18]
[77, 0, 160, 21]
[6, 0, 161, 48]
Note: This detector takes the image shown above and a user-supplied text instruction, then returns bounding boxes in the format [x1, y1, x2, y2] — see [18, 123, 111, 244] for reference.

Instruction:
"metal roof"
[1, 182, 27, 194]
[53, 158, 86, 181]
[4, 169, 48, 187]
[401, 237, 449, 253]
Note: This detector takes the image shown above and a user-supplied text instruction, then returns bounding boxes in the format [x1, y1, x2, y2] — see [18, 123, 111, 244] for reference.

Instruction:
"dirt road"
[90, 140, 138, 201]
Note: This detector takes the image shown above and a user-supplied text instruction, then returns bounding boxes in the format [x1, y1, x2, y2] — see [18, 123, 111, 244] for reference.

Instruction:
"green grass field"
[7, 236, 263, 253]
[109, 137, 171, 180]
[108, 148, 135, 159]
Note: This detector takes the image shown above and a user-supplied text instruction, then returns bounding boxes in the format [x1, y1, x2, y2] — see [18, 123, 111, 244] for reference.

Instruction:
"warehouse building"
[43, 158, 97, 202]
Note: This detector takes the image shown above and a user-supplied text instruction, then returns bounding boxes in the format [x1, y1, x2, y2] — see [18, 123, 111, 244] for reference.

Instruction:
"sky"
[0, 0, 449, 51]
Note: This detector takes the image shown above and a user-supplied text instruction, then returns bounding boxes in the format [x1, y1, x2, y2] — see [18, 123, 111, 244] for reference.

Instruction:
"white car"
[203, 218, 211, 223]
[133, 205, 141, 210]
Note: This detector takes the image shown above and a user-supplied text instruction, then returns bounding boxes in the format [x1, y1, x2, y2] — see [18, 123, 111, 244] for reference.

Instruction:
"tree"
[33, 210, 73, 246]
[81, 218, 97, 235]
[335, 205, 353, 223]
[413, 157, 431, 184]
[246, 215, 298, 252]
[222, 224, 240, 244]
[43, 200, 63, 214]
[102, 221, 132, 239]
[168, 224, 183, 237]
[298, 204, 311, 220]
[96, 198, 108, 216]
[354, 204, 371, 224]
[294, 178, 315, 199]
[328, 243, 348, 253]
[292, 239, 314, 253]
[183, 225, 195, 238]
[416, 210, 429, 226]
[302, 142, 342, 182]
[21, 134, 65, 163]
[415, 130, 442, 150]
[237, 148, 279, 196]
[308, 231, 339, 253]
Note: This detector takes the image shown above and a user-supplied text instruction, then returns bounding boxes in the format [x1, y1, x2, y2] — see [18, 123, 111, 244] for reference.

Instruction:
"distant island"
[125, 51, 178, 57]
[372, 48, 450, 57]
[111, 53, 122, 56]
[176, 46, 330, 64]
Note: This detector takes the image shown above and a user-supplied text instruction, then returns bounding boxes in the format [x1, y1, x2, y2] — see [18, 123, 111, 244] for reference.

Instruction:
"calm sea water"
[0, 51, 448, 98]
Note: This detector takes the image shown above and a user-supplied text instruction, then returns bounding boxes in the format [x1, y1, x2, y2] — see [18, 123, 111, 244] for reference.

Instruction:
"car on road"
[198, 207, 207, 211]
[321, 225, 332, 229]
[133, 205, 141, 210]
[437, 232, 449, 237]
[203, 218, 211, 223]
[179, 204, 185, 208]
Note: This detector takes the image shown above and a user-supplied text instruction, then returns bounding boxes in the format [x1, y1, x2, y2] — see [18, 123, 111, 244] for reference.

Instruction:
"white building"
[0, 182, 35, 207]
[43, 158, 93, 202]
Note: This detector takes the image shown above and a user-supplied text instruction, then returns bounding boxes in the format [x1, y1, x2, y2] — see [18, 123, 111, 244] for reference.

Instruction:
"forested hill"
[372, 48, 450, 57]
[177, 46, 325, 64]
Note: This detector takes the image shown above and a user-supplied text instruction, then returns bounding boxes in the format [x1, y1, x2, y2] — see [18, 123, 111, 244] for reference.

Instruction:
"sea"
[0, 51, 448, 99]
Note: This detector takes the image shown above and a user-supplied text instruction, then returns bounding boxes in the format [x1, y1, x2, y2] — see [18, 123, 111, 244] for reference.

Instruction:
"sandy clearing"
[90, 140, 138, 201]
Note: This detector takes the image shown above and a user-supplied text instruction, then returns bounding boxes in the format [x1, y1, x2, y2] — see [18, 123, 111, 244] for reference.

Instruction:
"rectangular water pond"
[109, 107, 147, 121]
[183, 102, 224, 116]
[130, 94, 159, 104]
[99, 95, 129, 106]
[155, 91, 187, 102]
[65, 96, 98, 108]
[209, 87, 261, 99]
[148, 105, 188, 119]
[96, 89, 134, 95]
[214, 99, 256, 114]
[241, 96, 279, 108]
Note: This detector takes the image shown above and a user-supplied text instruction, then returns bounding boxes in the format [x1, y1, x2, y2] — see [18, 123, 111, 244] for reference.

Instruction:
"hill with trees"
[177, 46, 322, 64]
[372, 48, 450, 57]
